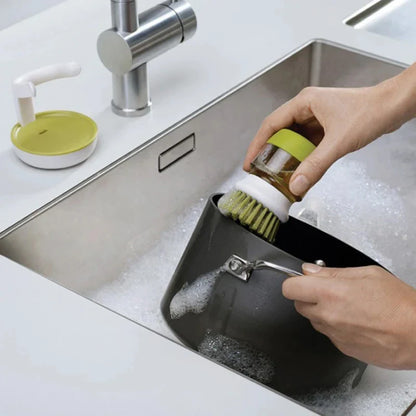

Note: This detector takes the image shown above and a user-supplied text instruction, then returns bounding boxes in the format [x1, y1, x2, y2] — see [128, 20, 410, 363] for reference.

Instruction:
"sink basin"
[0, 40, 406, 292]
[1, 40, 415, 414]
[345, 0, 416, 44]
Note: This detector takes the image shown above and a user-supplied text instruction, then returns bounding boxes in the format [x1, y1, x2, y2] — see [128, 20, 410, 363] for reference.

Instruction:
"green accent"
[217, 189, 279, 243]
[11, 111, 98, 156]
[267, 129, 315, 162]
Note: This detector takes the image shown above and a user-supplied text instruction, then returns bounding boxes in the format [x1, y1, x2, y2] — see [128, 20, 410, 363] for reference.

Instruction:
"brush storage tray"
[161, 194, 380, 395]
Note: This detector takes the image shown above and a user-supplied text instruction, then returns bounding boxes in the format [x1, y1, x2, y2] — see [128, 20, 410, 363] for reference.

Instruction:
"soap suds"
[295, 366, 416, 416]
[170, 268, 223, 319]
[89, 155, 416, 414]
[88, 167, 246, 339]
[198, 332, 275, 385]
[292, 158, 413, 280]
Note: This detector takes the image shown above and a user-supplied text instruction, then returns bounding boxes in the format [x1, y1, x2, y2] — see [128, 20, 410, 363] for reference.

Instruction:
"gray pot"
[161, 194, 377, 395]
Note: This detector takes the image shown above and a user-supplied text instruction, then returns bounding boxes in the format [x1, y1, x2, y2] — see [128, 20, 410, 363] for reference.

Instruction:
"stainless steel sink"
[1, 40, 415, 414]
[345, 0, 416, 44]
[0, 40, 405, 293]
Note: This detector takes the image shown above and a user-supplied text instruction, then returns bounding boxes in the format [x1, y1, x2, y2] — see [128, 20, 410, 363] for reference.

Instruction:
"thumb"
[289, 134, 342, 196]
[302, 263, 344, 277]
[302, 263, 369, 278]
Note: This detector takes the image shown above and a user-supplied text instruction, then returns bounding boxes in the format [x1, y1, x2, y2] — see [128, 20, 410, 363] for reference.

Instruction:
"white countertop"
[1, 0, 416, 414]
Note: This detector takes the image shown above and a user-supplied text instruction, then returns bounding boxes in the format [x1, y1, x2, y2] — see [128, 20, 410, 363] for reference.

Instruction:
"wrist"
[374, 64, 416, 133]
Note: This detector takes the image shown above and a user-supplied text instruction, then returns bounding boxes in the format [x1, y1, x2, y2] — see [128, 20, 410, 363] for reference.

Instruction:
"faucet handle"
[164, 0, 197, 41]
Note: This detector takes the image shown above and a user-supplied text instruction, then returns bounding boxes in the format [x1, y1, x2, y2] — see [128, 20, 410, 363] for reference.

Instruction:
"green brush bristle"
[218, 190, 280, 243]
[230, 194, 251, 221]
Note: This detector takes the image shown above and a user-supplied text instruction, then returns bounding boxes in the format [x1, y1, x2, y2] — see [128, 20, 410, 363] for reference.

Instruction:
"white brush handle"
[13, 62, 81, 126]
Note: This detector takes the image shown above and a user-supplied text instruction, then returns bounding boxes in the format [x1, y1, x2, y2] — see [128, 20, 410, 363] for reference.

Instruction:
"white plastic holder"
[13, 62, 81, 126]
[11, 62, 98, 169]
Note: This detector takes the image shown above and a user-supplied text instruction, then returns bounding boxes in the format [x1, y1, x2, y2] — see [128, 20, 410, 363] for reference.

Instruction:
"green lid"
[11, 110, 98, 156]
[267, 129, 315, 162]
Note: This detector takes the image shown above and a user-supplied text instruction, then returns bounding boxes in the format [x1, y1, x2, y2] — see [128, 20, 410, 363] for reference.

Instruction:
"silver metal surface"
[166, 0, 197, 41]
[158, 133, 195, 171]
[223, 254, 302, 282]
[111, 65, 151, 116]
[0, 39, 408, 301]
[111, 0, 138, 33]
[97, 0, 197, 116]
[345, 0, 416, 44]
[2, 40, 415, 411]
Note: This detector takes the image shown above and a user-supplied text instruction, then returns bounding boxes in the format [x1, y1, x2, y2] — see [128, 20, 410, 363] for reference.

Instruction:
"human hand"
[244, 81, 408, 196]
[282, 264, 416, 369]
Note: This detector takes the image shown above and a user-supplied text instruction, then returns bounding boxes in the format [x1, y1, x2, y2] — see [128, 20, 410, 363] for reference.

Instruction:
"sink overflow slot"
[158, 133, 195, 172]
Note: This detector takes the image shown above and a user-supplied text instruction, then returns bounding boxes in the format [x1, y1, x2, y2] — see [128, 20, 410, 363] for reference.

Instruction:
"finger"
[293, 119, 324, 146]
[243, 96, 315, 171]
[289, 133, 345, 196]
[282, 276, 321, 303]
[302, 263, 371, 279]
[243, 103, 294, 171]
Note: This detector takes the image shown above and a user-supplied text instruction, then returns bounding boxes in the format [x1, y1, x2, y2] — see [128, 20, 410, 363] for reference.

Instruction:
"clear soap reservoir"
[250, 129, 315, 203]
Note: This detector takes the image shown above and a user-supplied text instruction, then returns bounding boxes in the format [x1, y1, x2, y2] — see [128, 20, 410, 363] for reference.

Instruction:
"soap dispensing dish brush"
[218, 129, 315, 243]
[10, 62, 98, 169]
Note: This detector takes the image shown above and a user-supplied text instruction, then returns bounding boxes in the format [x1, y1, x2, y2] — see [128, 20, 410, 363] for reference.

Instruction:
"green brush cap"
[267, 129, 315, 162]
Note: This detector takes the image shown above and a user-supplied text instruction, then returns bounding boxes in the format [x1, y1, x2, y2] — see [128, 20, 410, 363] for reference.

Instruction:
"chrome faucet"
[97, 0, 197, 117]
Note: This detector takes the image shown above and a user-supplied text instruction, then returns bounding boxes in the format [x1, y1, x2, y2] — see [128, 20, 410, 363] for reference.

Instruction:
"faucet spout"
[97, 0, 197, 117]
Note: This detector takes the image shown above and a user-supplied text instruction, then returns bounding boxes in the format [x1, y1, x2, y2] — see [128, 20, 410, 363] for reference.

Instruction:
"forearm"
[374, 62, 416, 134]
[396, 287, 416, 369]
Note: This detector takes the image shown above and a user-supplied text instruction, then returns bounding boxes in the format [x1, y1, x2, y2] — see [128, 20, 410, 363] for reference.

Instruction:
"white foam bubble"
[170, 268, 223, 319]
[295, 366, 416, 416]
[198, 332, 275, 384]
[292, 158, 413, 279]
[290, 157, 416, 414]
[89, 167, 246, 340]
[88, 199, 205, 339]
[88, 154, 416, 414]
